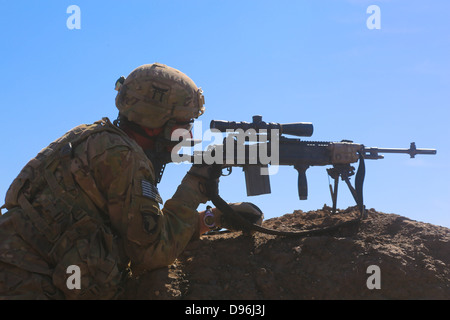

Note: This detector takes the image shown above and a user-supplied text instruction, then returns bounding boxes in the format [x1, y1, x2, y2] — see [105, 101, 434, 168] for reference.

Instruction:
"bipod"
[327, 152, 367, 219]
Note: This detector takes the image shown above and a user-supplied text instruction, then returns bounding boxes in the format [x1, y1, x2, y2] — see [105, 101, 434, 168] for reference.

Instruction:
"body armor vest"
[1, 118, 134, 298]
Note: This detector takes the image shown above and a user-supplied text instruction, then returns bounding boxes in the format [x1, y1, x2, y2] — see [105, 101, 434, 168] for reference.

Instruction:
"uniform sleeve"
[85, 132, 199, 275]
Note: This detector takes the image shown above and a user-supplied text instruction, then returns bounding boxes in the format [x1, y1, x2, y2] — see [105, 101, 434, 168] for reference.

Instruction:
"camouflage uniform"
[0, 118, 200, 299]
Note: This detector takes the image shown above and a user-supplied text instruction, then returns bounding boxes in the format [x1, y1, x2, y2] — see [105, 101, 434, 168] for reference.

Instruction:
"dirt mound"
[124, 206, 450, 300]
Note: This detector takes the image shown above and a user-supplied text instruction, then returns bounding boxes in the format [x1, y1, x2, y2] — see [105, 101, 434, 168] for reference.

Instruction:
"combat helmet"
[115, 63, 205, 129]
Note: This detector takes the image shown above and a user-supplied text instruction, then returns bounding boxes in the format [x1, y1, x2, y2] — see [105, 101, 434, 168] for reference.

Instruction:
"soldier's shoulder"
[77, 118, 142, 158]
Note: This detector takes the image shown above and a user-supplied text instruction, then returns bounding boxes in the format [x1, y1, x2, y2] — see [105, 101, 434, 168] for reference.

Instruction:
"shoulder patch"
[141, 179, 163, 204]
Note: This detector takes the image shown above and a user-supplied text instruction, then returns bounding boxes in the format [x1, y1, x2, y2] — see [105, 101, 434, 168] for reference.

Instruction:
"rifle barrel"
[363, 142, 437, 159]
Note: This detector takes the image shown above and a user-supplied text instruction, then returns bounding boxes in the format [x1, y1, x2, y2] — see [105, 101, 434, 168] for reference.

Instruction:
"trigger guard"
[222, 167, 232, 176]
[220, 167, 232, 177]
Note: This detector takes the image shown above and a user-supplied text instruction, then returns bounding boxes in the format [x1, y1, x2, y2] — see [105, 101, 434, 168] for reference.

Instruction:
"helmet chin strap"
[144, 149, 169, 185]
[114, 114, 184, 184]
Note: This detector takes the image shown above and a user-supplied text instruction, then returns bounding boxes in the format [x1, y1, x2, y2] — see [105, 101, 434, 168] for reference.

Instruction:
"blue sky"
[1, 0, 449, 227]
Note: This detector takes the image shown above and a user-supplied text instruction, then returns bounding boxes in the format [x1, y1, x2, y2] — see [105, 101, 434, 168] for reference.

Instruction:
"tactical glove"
[200, 202, 264, 233]
[171, 164, 220, 209]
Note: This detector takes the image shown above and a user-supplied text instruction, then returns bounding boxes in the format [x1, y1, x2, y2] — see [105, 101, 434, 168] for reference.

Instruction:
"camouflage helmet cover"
[115, 63, 205, 128]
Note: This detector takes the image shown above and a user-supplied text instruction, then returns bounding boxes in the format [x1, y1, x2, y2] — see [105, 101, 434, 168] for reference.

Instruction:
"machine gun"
[176, 115, 437, 236]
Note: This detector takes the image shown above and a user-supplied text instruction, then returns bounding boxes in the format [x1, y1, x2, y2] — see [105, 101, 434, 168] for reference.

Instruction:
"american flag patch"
[141, 180, 163, 204]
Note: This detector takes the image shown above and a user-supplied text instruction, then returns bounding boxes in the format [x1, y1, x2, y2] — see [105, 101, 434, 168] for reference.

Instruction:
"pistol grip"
[294, 165, 309, 200]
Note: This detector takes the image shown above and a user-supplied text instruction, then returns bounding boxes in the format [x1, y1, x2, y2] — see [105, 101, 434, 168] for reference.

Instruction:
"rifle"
[175, 115, 437, 236]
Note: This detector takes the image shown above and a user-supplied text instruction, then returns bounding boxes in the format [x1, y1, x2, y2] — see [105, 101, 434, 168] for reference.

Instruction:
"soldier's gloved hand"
[172, 164, 220, 209]
[199, 202, 264, 234]
[186, 164, 221, 199]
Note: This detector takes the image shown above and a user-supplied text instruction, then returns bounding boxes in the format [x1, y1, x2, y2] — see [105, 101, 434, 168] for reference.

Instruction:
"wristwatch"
[204, 206, 216, 229]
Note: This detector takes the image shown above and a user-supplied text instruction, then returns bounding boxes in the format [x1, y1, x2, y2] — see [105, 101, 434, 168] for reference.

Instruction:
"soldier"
[0, 63, 263, 299]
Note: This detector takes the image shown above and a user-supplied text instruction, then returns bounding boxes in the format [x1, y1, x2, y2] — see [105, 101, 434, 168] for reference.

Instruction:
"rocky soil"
[124, 206, 450, 300]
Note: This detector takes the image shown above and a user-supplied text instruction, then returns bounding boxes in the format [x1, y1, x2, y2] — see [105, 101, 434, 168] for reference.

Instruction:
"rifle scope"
[210, 115, 314, 137]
